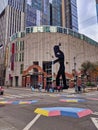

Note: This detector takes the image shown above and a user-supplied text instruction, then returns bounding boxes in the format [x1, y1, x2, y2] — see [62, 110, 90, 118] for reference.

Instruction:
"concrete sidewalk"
[6, 86, 98, 94]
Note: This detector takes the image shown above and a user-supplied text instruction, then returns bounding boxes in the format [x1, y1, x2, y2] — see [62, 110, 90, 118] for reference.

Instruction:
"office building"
[0, 0, 79, 85]
[62, 0, 78, 32]
[5, 26, 98, 87]
[49, 0, 78, 31]
[0, 0, 25, 45]
[31, 0, 50, 26]
[51, 0, 62, 26]
[0, 0, 78, 45]
[0, 0, 25, 85]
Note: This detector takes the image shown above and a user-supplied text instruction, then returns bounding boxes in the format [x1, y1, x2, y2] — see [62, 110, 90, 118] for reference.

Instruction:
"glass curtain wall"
[70, 0, 78, 32]
[52, 0, 62, 26]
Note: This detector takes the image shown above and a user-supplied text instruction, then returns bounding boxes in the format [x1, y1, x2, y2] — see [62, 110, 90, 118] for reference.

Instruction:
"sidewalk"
[6, 86, 98, 94]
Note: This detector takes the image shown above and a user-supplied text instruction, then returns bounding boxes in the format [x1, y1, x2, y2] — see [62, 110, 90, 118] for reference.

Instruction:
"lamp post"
[73, 56, 77, 88]
[73, 52, 84, 92]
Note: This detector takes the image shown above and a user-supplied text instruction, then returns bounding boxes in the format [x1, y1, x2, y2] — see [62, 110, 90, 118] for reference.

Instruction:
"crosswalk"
[0, 92, 54, 100]
[0, 89, 97, 100]
[0, 93, 39, 100]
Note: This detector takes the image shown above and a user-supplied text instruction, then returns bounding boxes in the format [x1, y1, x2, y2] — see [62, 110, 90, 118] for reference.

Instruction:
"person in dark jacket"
[53, 44, 69, 89]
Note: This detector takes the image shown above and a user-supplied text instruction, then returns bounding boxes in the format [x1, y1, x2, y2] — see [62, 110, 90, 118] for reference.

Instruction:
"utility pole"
[73, 56, 77, 87]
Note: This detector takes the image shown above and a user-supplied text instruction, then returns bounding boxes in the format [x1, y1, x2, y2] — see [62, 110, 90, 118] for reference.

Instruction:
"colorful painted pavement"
[86, 98, 98, 101]
[0, 100, 38, 105]
[34, 107, 93, 118]
[59, 98, 86, 102]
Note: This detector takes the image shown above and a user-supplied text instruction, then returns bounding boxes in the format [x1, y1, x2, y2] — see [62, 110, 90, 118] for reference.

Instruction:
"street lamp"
[73, 56, 77, 87]
[73, 52, 84, 75]
[73, 52, 84, 91]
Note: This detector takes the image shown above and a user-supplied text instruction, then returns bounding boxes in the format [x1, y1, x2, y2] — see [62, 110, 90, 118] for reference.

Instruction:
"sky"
[77, 0, 98, 42]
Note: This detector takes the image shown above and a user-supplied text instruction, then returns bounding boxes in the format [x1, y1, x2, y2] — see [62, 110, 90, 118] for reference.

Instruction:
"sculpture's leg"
[56, 70, 61, 86]
[61, 70, 69, 89]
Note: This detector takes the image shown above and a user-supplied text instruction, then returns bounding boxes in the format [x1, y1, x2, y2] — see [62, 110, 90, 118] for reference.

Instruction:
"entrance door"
[15, 76, 19, 87]
[10, 77, 13, 87]
[31, 75, 38, 88]
[43, 61, 52, 86]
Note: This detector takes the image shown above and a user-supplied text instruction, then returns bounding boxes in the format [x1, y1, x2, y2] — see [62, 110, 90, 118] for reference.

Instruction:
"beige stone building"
[5, 26, 98, 88]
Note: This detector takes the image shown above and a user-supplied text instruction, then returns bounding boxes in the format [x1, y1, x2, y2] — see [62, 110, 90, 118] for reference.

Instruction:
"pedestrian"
[38, 83, 42, 92]
[52, 80, 56, 92]
[31, 85, 34, 92]
[81, 82, 86, 92]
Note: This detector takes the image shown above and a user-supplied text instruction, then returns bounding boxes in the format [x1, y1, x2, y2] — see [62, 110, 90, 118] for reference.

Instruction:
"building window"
[20, 41, 24, 51]
[20, 64, 24, 74]
[22, 52, 24, 61]
[21, 32, 25, 37]
[33, 61, 39, 65]
[26, 27, 31, 34]
[19, 53, 21, 62]
[43, 26, 50, 32]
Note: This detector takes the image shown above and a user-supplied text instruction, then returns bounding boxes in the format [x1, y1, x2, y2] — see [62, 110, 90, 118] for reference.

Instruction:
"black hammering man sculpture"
[53, 43, 69, 89]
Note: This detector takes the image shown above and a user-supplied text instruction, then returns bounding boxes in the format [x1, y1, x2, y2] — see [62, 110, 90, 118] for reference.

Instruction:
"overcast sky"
[77, 0, 98, 42]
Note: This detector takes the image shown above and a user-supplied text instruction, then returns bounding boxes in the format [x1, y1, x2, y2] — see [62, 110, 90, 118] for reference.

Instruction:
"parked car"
[0, 86, 4, 95]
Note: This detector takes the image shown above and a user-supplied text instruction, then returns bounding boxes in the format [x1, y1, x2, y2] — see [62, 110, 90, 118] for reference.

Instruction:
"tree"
[80, 61, 96, 82]
[80, 61, 98, 86]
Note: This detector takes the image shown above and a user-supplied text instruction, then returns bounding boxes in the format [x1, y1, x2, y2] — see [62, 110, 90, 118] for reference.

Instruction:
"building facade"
[51, 0, 62, 26]
[0, 0, 79, 46]
[5, 26, 98, 88]
[0, 0, 79, 86]
[50, 0, 78, 31]
[0, 0, 25, 85]
[0, 0, 25, 45]
[26, 0, 50, 27]
[62, 0, 78, 32]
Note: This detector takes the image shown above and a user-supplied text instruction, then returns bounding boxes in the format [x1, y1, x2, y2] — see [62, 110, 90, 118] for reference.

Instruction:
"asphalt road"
[0, 87, 98, 130]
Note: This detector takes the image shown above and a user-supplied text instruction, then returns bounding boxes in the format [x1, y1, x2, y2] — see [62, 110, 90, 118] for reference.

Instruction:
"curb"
[5, 87, 98, 94]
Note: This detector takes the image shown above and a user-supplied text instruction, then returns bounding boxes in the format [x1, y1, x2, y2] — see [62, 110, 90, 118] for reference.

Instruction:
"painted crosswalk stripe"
[0, 100, 38, 105]
[92, 112, 98, 116]
[1, 94, 34, 99]
[23, 114, 41, 130]
[91, 117, 98, 129]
